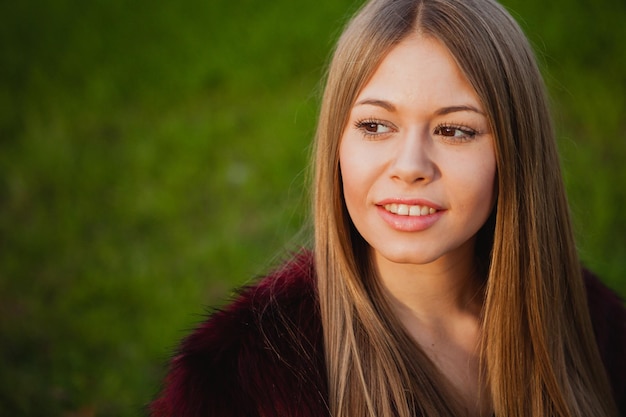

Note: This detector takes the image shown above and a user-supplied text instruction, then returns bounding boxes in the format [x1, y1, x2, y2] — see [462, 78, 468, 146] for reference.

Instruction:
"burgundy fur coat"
[150, 252, 626, 416]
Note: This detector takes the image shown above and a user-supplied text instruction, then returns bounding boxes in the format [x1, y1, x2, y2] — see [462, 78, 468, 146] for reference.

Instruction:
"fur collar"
[150, 251, 329, 417]
[150, 252, 626, 416]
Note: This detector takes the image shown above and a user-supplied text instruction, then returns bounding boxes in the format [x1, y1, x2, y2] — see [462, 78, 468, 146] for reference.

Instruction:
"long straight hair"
[312, 0, 618, 416]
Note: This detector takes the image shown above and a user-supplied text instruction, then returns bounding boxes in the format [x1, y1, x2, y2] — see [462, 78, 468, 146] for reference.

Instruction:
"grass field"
[1, 0, 624, 415]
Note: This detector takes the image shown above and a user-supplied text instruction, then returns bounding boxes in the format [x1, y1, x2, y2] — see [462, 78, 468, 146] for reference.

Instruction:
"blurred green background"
[1, 0, 624, 415]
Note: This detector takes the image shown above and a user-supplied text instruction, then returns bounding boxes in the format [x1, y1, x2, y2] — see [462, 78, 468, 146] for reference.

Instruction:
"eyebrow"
[355, 99, 397, 112]
[435, 105, 485, 116]
[354, 99, 485, 116]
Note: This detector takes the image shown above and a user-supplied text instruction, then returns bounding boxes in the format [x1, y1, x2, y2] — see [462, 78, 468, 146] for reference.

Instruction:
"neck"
[374, 243, 485, 329]
[373, 242, 491, 416]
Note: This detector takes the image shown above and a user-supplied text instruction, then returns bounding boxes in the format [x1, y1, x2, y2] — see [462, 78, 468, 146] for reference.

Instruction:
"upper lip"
[376, 198, 443, 210]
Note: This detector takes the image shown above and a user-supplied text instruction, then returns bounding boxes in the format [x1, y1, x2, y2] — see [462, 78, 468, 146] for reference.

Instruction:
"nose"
[389, 132, 436, 184]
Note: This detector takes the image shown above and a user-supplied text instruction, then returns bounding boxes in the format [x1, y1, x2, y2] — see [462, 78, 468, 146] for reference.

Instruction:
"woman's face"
[339, 35, 496, 269]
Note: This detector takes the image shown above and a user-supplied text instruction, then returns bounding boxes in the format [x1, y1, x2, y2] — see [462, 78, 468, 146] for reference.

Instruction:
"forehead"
[355, 35, 482, 110]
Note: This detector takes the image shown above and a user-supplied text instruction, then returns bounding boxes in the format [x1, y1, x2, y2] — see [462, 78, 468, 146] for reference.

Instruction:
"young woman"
[150, 0, 625, 416]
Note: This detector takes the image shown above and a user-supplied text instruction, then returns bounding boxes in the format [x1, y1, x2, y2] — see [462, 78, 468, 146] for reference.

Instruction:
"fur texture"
[150, 252, 625, 416]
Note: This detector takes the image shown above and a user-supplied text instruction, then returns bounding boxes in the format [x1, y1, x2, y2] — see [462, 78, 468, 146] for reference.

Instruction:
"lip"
[376, 198, 443, 210]
[375, 198, 445, 232]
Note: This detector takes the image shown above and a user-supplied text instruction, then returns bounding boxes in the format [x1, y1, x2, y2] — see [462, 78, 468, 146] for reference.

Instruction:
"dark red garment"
[150, 252, 329, 417]
[150, 252, 626, 416]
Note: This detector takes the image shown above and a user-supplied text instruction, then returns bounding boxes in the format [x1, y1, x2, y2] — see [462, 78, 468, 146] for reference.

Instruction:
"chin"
[375, 247, 442, 266]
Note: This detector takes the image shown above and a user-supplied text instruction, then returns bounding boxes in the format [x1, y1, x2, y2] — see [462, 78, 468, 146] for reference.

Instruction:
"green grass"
[1, 0, 624, 415]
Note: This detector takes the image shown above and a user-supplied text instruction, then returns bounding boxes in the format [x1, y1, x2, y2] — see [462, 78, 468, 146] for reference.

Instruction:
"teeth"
[384, 203, 437, 216]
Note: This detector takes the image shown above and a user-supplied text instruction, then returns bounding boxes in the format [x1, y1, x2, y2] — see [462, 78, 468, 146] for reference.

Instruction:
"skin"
[339, 34, 496, 415]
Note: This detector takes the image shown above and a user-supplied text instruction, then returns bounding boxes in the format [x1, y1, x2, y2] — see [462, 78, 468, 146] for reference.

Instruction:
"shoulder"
[150, 250, 329, 417]
[583, 270, 626, 413]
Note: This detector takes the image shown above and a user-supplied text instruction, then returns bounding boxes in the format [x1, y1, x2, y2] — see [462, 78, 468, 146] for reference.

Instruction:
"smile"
[384, 203, 438, 216]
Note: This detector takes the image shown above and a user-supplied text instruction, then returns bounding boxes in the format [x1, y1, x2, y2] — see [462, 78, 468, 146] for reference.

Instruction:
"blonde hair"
[312, 0, 618, 416]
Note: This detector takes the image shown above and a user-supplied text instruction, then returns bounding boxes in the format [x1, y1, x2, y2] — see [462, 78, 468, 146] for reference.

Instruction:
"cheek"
[339, 143, 362, 209]
[441, 142, 496, 206]
[339, 138, 379, 219]
[482, 152, 498, 201]
[459, 153, 497, 211]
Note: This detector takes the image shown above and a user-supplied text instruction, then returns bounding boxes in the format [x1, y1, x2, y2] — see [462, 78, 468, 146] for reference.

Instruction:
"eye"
[433, 124, 478, 142]
[354, 119, 394, 137]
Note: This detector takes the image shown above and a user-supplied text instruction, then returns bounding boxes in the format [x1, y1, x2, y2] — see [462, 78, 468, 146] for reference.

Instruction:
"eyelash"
[353, 119, 393, 138]
[434, 123, 478, 142]
[354, 119, 479, 142]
